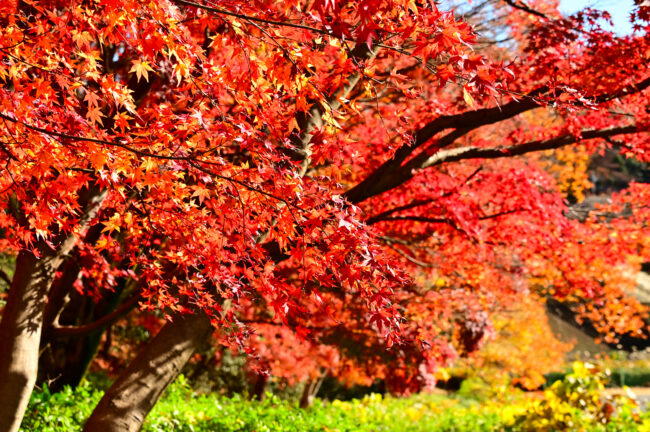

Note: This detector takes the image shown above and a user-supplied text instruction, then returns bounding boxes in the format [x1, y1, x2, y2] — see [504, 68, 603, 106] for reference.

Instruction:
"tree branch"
[423, 125, 642, 167]
[0, 113, 187, 161]
[372, 209, 524, 226]
[293, 44, 375, 177]
[171, 0, 327, 34]
[345, 76, 650, 204]
[50, 291, 141, 337]
[365, 167, 482, 225]
[382, 241, 436, 268]
[502, 0, 548, 19]
[0, 113, 301, 210]
[344, 88, 548, 203]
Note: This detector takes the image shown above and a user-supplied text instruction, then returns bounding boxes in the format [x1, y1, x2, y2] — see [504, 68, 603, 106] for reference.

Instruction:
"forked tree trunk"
[83, 311, 212, 432]
[0, 243, 77, 432]
[299, 375, 324, 409]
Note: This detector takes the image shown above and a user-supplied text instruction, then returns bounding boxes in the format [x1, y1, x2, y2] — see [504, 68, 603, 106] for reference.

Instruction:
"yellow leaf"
[463, 86, 475, 109]
[141, 158, 158, 172]
[102, 213, 121, 234]
[173, 61, 189, 83]
[129, 59, 154, 82]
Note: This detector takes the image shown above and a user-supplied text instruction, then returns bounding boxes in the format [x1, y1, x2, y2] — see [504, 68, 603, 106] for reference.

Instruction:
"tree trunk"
[83, 311, 212, 432]
[0, 189, 105, 432]
[299, 375, 324, 409]
[250, 372, 269, 401]
[0, 244, 76, 432]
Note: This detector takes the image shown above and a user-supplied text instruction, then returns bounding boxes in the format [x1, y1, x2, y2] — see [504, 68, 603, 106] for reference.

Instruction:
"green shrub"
[610, 369, 650, 387]
[21, 383, 103, 431]
[544, 370, 569, 387]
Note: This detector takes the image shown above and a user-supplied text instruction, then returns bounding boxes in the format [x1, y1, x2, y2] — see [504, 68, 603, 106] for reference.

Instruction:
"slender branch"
[502, 0, 548, 19]
[0, 112, 187, 161]
[238, 317, 335, 331]
[479, 209, 524, 220]
[378, 216, 454, 224]
[50, 292, 142, 337]
[366, 199, 438, 225]
[501, 0, 640, 41]
[380, 239, 436, 268]
[0, 112, 301, 209]
[171, 0, 328, 34]
[374, 209, 524, 225]
[365, 166, 483, 225]
[423, 125, 642, 167]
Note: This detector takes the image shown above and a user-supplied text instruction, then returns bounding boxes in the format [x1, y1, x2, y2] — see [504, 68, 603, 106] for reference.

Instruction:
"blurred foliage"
[445, 297, 572, 391]
[0, 252, 15, 307]
[547, 351, 650, 388]
[317, 376, 386, 401]
[182, 349, 250, 396]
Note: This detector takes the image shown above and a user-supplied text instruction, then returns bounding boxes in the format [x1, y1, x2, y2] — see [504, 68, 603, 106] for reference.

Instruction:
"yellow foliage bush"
[506, 362, 642, 431]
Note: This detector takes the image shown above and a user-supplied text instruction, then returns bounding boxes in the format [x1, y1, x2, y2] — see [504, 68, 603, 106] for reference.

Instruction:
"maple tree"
[0, 0, 650, 430]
